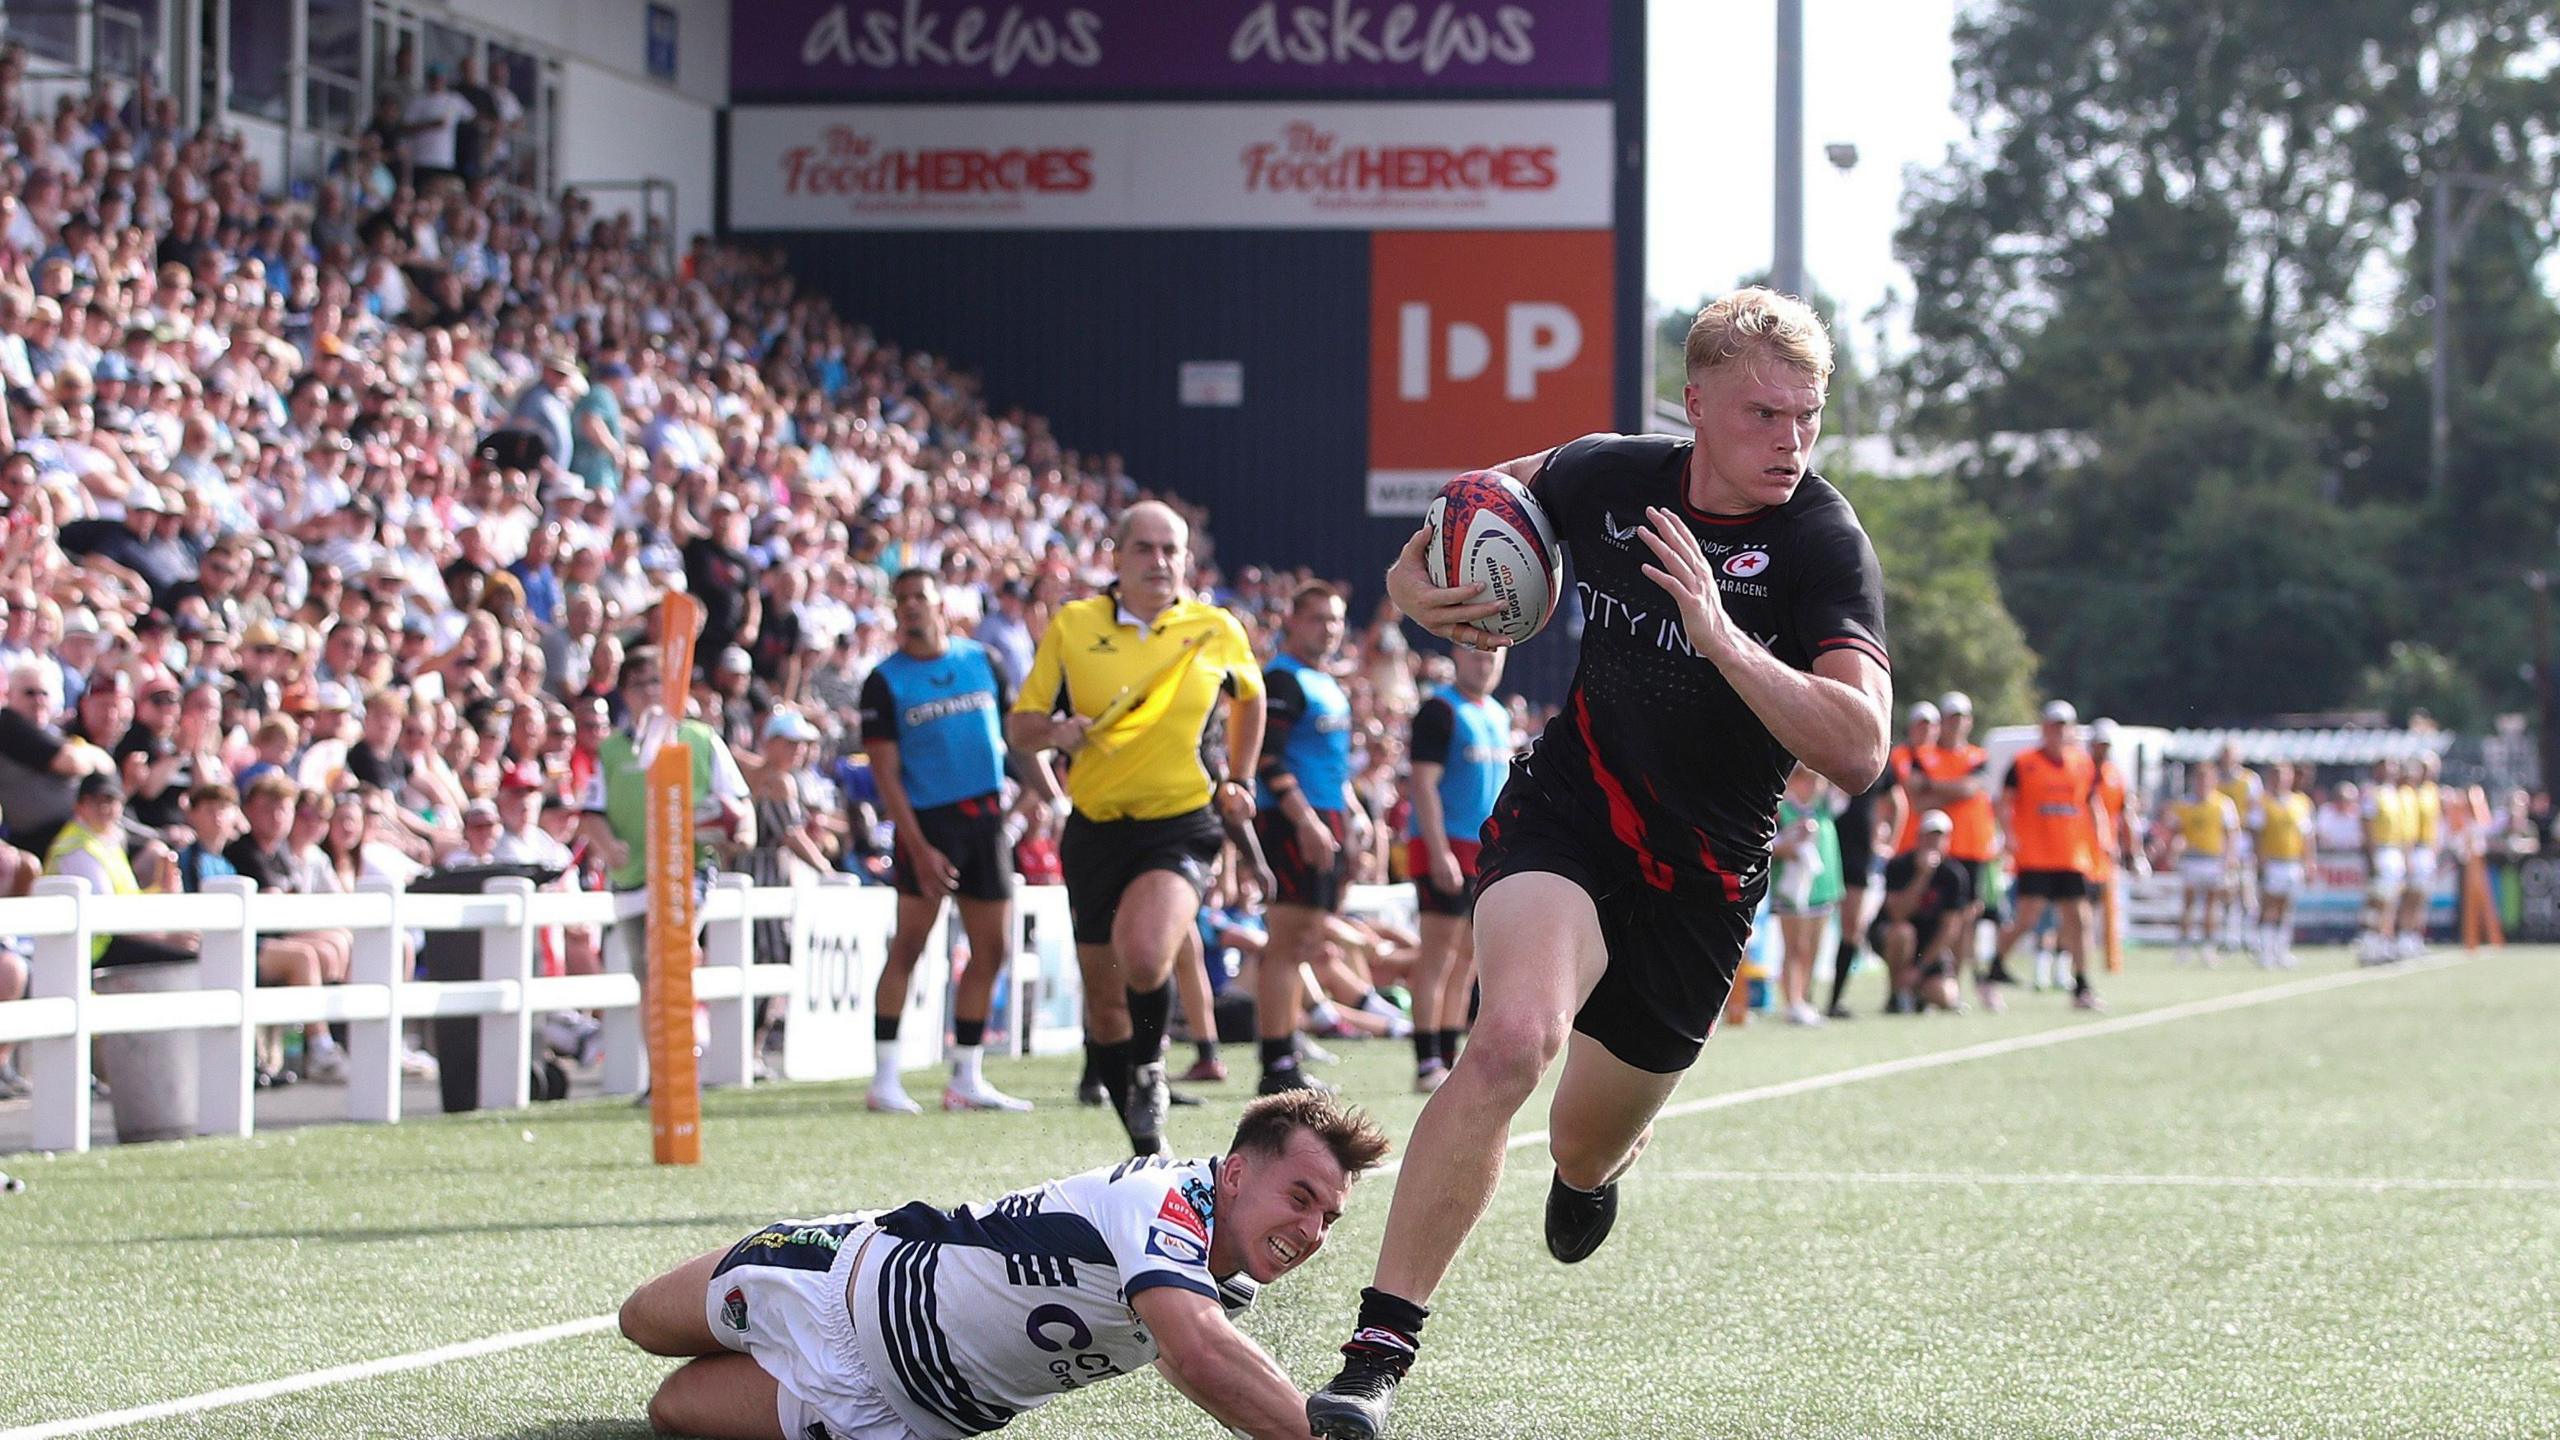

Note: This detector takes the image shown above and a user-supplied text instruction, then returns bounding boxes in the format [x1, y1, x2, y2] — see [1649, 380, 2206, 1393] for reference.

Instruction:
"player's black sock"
[874, 1016, 900, 1043]
[1194, 1037, 1219, 1066]
[1259, 1036, 1298, 1074]
[1126, 982, 1173, 1066]
[1095, 1039, 1133, 1112]
[1412, 1029, 1440, 1069]
[952, 1016, 986, 1049]
[1347, 1286, 1431, 1365]
[1437, 1027, 1463, 1065]
[1828, 935, 1858, 1011]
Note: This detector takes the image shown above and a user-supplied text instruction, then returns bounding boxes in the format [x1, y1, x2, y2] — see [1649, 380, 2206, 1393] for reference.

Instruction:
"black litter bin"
[409, 862, 564, 1113]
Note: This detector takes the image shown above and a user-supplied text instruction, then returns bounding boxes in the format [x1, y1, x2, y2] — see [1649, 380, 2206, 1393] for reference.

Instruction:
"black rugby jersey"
[1510, 432, 1888, 900]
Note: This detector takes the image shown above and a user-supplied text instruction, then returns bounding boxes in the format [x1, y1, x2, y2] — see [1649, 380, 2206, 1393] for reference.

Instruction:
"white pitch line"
[0, 1316, 621, 1440]
[11, 954, 2468, 1438]
[1653, 1168, 2560, 1194]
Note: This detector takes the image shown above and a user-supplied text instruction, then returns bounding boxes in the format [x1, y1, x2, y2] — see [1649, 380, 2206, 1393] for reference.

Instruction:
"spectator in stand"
[0, 656, 114, 853]
[401, 67, 476, 187]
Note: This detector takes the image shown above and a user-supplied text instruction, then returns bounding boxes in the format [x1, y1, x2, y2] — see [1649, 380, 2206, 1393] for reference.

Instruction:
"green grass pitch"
[5, 948, 2556, 1439]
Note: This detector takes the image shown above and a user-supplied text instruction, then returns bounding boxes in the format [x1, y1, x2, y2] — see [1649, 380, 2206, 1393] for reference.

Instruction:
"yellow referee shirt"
[2258, 792, 2312, 861]
[1014, 593, 1263, 822]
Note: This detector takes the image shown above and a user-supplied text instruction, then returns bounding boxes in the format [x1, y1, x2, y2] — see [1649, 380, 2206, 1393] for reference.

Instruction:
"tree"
[1836, 466, 2039, 727]
[1997, 391, 2404, 723]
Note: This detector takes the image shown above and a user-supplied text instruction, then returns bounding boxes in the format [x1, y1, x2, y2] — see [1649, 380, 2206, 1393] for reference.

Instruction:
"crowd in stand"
[0, 57, 1561, 1105]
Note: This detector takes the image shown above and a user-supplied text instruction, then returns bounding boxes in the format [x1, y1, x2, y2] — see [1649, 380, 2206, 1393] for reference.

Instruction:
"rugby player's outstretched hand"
[1637, 506, 1743, 663]
[1385, 526, 1511, 650]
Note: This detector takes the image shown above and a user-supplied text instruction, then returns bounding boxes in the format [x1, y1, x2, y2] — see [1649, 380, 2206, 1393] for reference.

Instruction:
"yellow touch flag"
[1081, 622, 1220, 757]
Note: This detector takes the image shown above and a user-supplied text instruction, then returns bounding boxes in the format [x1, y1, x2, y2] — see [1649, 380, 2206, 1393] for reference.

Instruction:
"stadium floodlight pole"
[2428, 171, 2515, 498]
[1773, 0, 1804, 299]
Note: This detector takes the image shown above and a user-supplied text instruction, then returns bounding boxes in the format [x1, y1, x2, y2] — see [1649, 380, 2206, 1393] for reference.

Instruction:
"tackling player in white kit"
[619, 1091, 1389, 1440]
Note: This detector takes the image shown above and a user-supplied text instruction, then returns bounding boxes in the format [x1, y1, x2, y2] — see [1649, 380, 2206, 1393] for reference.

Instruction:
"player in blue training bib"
[618, 1091, 1390, 1440]
[859, 569, 1054, 1116]
[1403, 645, 1510, 1094]
[1250, 583, 1379, 1098]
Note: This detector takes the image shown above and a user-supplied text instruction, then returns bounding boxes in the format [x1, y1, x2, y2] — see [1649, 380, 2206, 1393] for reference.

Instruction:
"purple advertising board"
[731, 0, 1614, 97]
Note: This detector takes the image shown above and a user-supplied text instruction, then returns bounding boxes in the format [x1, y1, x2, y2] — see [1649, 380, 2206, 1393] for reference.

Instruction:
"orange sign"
[1367, 229, 1614, 515]
[647, 591, 704, 1166]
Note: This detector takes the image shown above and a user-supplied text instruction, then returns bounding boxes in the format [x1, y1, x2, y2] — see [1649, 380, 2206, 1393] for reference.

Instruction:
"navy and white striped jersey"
[850, 1154, 1257, 1438]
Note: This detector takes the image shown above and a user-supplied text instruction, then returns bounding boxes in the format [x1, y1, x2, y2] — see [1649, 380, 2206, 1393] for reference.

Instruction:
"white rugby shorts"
[2367, 847, 2407, 897]
[704, 1215, 923, 1440]
[2176, 855, 2228, 888]
[2260, 861, 2305, 898]
[2406, 847, 2439, 886]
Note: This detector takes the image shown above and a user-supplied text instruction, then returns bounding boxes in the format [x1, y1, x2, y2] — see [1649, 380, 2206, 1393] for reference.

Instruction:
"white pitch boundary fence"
[0, 874, 1416, 1156]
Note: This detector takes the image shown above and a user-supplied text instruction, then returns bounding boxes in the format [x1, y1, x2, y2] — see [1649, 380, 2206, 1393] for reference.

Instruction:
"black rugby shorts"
[890, 793, 1015, 903]
[1254, 805, 1352, 913]
[1476, 776, 1756, 1074]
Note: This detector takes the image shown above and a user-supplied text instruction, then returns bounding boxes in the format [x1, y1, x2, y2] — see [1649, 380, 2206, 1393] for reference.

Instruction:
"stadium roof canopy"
[2157, 728, 2451, 766]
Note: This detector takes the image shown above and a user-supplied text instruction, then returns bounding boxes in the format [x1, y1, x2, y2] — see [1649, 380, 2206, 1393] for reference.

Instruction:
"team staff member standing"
[2397, 752, 2445, 959]
[2083, 718, 2145, 975]
[1308, 288, 1890, 1438]
[2252, 761, 2314, 968]
[1987, 701, 2104, 1011]
[1009, 502, 1264, 1157]
[1886, 700, 1937, 855]
[2166, 762, 2241, 966]
[1907, 691, 2002, 1006]
[1254, 583, 1372, 1098]
[1405, 644, 1508, 1092]
[861, 569, 1052, 1117]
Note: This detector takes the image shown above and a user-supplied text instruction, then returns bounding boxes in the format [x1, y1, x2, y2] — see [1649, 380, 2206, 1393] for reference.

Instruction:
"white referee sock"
[952, 1045, 985, 1090]
[872, 1041, 903, 1089]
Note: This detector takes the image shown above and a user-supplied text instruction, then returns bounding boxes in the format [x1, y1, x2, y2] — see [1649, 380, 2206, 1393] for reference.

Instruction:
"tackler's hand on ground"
[1385, 527, 1511, 651]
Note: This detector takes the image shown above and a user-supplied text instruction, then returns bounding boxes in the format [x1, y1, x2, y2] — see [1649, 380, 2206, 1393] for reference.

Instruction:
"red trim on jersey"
[1643, 772, 1745, 904]
[1573, 692, 1673, 891]
[1816, 635, 1891, 669]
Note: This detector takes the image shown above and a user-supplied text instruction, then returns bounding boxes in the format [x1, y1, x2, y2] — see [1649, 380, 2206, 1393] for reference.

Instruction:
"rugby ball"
[1423, 471, 1564, 645]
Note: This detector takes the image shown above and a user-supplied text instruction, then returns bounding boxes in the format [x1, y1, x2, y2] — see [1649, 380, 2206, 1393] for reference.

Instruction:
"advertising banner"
[1365, 229, 1615, 514]
[784, 886, 950, 1081]
[732, 0, 1614, 98]
[726, 101, 1614, 232]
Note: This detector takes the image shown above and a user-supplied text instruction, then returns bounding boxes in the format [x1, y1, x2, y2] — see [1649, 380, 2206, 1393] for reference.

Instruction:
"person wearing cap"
[492, 761, 573, 870]
[1870, 810, 1972, 1014]
[709, 645, 762, 752]
[1887, 700, 1937, 854]
[54, 608, 104, 710]
[863, 568, 1051, 1116]
[43, 773, 196, 968]
[1987, 701, 2105, 1011]
[54, 483, 193, 608]
[2082, 718, 2146, 977]
[1903, 690, 2003, 998]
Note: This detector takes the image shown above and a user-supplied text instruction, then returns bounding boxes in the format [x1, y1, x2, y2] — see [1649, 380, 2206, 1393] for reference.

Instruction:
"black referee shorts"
[890, 793, 1014, 902]
[1060, 807, 1223, 946]
[1476, 776, 1757, 1075]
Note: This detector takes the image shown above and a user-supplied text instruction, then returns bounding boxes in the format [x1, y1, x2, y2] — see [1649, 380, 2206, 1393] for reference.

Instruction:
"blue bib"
[1258, 653, 1354, 812]
[872, 641, 1007, 811]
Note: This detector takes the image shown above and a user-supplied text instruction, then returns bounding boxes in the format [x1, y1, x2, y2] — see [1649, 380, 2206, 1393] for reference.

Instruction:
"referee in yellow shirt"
[1008, 502, 1265, 1155]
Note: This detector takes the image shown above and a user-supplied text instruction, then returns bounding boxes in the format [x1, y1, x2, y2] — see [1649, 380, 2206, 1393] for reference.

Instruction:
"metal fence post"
[195, 876, 257, 1139]
[478, 877, 536, 1111]
[701, 873, 753, 1089]
[28, 875, 93, 1153]
[346, 877, 404, 1125]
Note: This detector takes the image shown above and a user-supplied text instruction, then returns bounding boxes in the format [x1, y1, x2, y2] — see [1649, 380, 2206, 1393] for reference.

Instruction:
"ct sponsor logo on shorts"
[722, 1286, 748, 1332]
[1144, 1226, 1207, 1266]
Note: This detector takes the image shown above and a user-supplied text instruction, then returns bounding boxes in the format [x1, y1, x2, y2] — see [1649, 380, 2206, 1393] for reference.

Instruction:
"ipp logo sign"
[1368, 231, 1613, 515]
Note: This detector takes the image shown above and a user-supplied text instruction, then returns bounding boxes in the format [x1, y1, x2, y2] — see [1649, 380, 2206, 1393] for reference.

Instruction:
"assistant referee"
[1008, 501, 1265, 1156]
